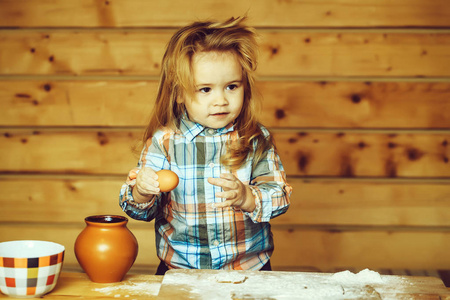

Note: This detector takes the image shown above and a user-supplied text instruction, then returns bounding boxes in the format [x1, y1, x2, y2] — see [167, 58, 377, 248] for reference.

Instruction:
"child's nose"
[213, 91, 228, 105]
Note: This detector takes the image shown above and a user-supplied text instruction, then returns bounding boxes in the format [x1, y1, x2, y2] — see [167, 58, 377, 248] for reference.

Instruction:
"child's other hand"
[133, 167, 160, 203]
[208, 173, 256, 212]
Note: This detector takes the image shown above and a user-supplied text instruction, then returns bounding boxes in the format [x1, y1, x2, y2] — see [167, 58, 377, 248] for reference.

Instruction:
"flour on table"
[162, 270, 350, 299]
[94, 280, 161, 297]
[331, 269, 384, 284]
[211, 272, 248, 284]
[158, 269, 400, 299]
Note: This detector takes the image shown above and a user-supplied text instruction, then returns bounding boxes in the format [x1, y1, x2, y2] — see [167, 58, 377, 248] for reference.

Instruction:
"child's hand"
[132, 167, 160, 203]
[208, 173, 256, 212]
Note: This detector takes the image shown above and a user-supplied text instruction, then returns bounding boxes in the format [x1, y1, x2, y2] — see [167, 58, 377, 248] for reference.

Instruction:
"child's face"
[178, 51, 244, 129]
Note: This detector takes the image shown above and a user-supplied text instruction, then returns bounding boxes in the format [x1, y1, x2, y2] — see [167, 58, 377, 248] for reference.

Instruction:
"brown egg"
[156, 169, 179, 192]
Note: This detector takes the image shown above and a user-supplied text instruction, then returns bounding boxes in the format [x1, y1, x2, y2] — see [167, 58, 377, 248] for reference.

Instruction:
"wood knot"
[43, 83, 52, 91]
[66, 181, 78, 191]
[351, 94, 361, 103]
[340, 156, 354, 177]
[271, 47, 279, 55]
[275, 109, 286, 119]
[15, 93, 31, 98]
[297, 151, 310, 172]
[358, 141, 367, 149]
[387, 142, 397, 148]
[406, 148, 424, 161]
[97, 132, 109, 145]
[385, 159, 397, 177]
[268, 45, 280, 58]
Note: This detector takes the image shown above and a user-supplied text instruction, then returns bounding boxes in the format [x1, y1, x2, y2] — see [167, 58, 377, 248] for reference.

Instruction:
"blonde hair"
[143, 16, 273, 170]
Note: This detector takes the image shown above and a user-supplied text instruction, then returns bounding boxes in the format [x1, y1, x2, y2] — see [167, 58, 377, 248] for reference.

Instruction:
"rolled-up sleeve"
[119, 168, 161, 221]
[245, 140, 292, 223]
[119, 131, 170, 221]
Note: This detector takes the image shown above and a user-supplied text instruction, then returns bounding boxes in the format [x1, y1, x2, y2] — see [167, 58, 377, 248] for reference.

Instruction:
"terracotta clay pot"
[74, 215, 138, 283]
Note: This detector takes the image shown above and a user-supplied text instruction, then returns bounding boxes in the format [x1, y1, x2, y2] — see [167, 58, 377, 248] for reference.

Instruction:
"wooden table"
[0, 272, 163, 299]
[1, 271, 449, 299]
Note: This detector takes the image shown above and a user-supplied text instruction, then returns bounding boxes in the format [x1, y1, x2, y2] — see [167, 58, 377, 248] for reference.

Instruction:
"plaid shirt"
[119, 115, 291, 270]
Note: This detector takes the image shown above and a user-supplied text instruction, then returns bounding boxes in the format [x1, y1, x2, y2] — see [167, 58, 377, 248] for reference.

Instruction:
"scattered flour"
[159, 270, 382, 299]
[331, 269, 384, 284]
[211, 272, 248, 283]
[94, 281, 161, 297]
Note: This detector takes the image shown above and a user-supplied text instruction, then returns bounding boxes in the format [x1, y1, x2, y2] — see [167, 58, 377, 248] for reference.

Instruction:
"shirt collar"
[179, 113, 236, 141]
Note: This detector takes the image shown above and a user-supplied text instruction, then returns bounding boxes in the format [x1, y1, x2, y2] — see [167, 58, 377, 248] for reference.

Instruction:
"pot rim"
[84, 215, 128, 224]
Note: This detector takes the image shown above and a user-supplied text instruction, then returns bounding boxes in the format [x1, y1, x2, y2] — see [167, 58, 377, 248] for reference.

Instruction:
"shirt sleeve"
[245, 127, 292, 223]
[119, 167, 160, 221]
[119, 130, 171, 222]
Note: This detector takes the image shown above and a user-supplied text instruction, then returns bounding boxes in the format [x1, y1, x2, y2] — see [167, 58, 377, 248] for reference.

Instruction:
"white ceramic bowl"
[0, 240, 65, 298]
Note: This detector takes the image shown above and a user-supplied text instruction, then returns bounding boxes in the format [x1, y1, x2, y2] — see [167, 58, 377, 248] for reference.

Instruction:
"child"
[119, 16, 292, 275]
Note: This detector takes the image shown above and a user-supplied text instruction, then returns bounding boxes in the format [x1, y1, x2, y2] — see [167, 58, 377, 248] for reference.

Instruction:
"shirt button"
[207, 128, 215, 135]
[209, 162, 215, 168]
[213, 240, 220, 246]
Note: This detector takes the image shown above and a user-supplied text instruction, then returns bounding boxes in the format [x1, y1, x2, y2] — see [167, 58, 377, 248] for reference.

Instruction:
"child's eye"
[199, 87, 211, 93]
[227, 84, 238, 91]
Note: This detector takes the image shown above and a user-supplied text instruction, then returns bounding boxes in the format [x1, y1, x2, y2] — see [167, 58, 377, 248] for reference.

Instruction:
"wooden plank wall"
[1, 0, 449, 275]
